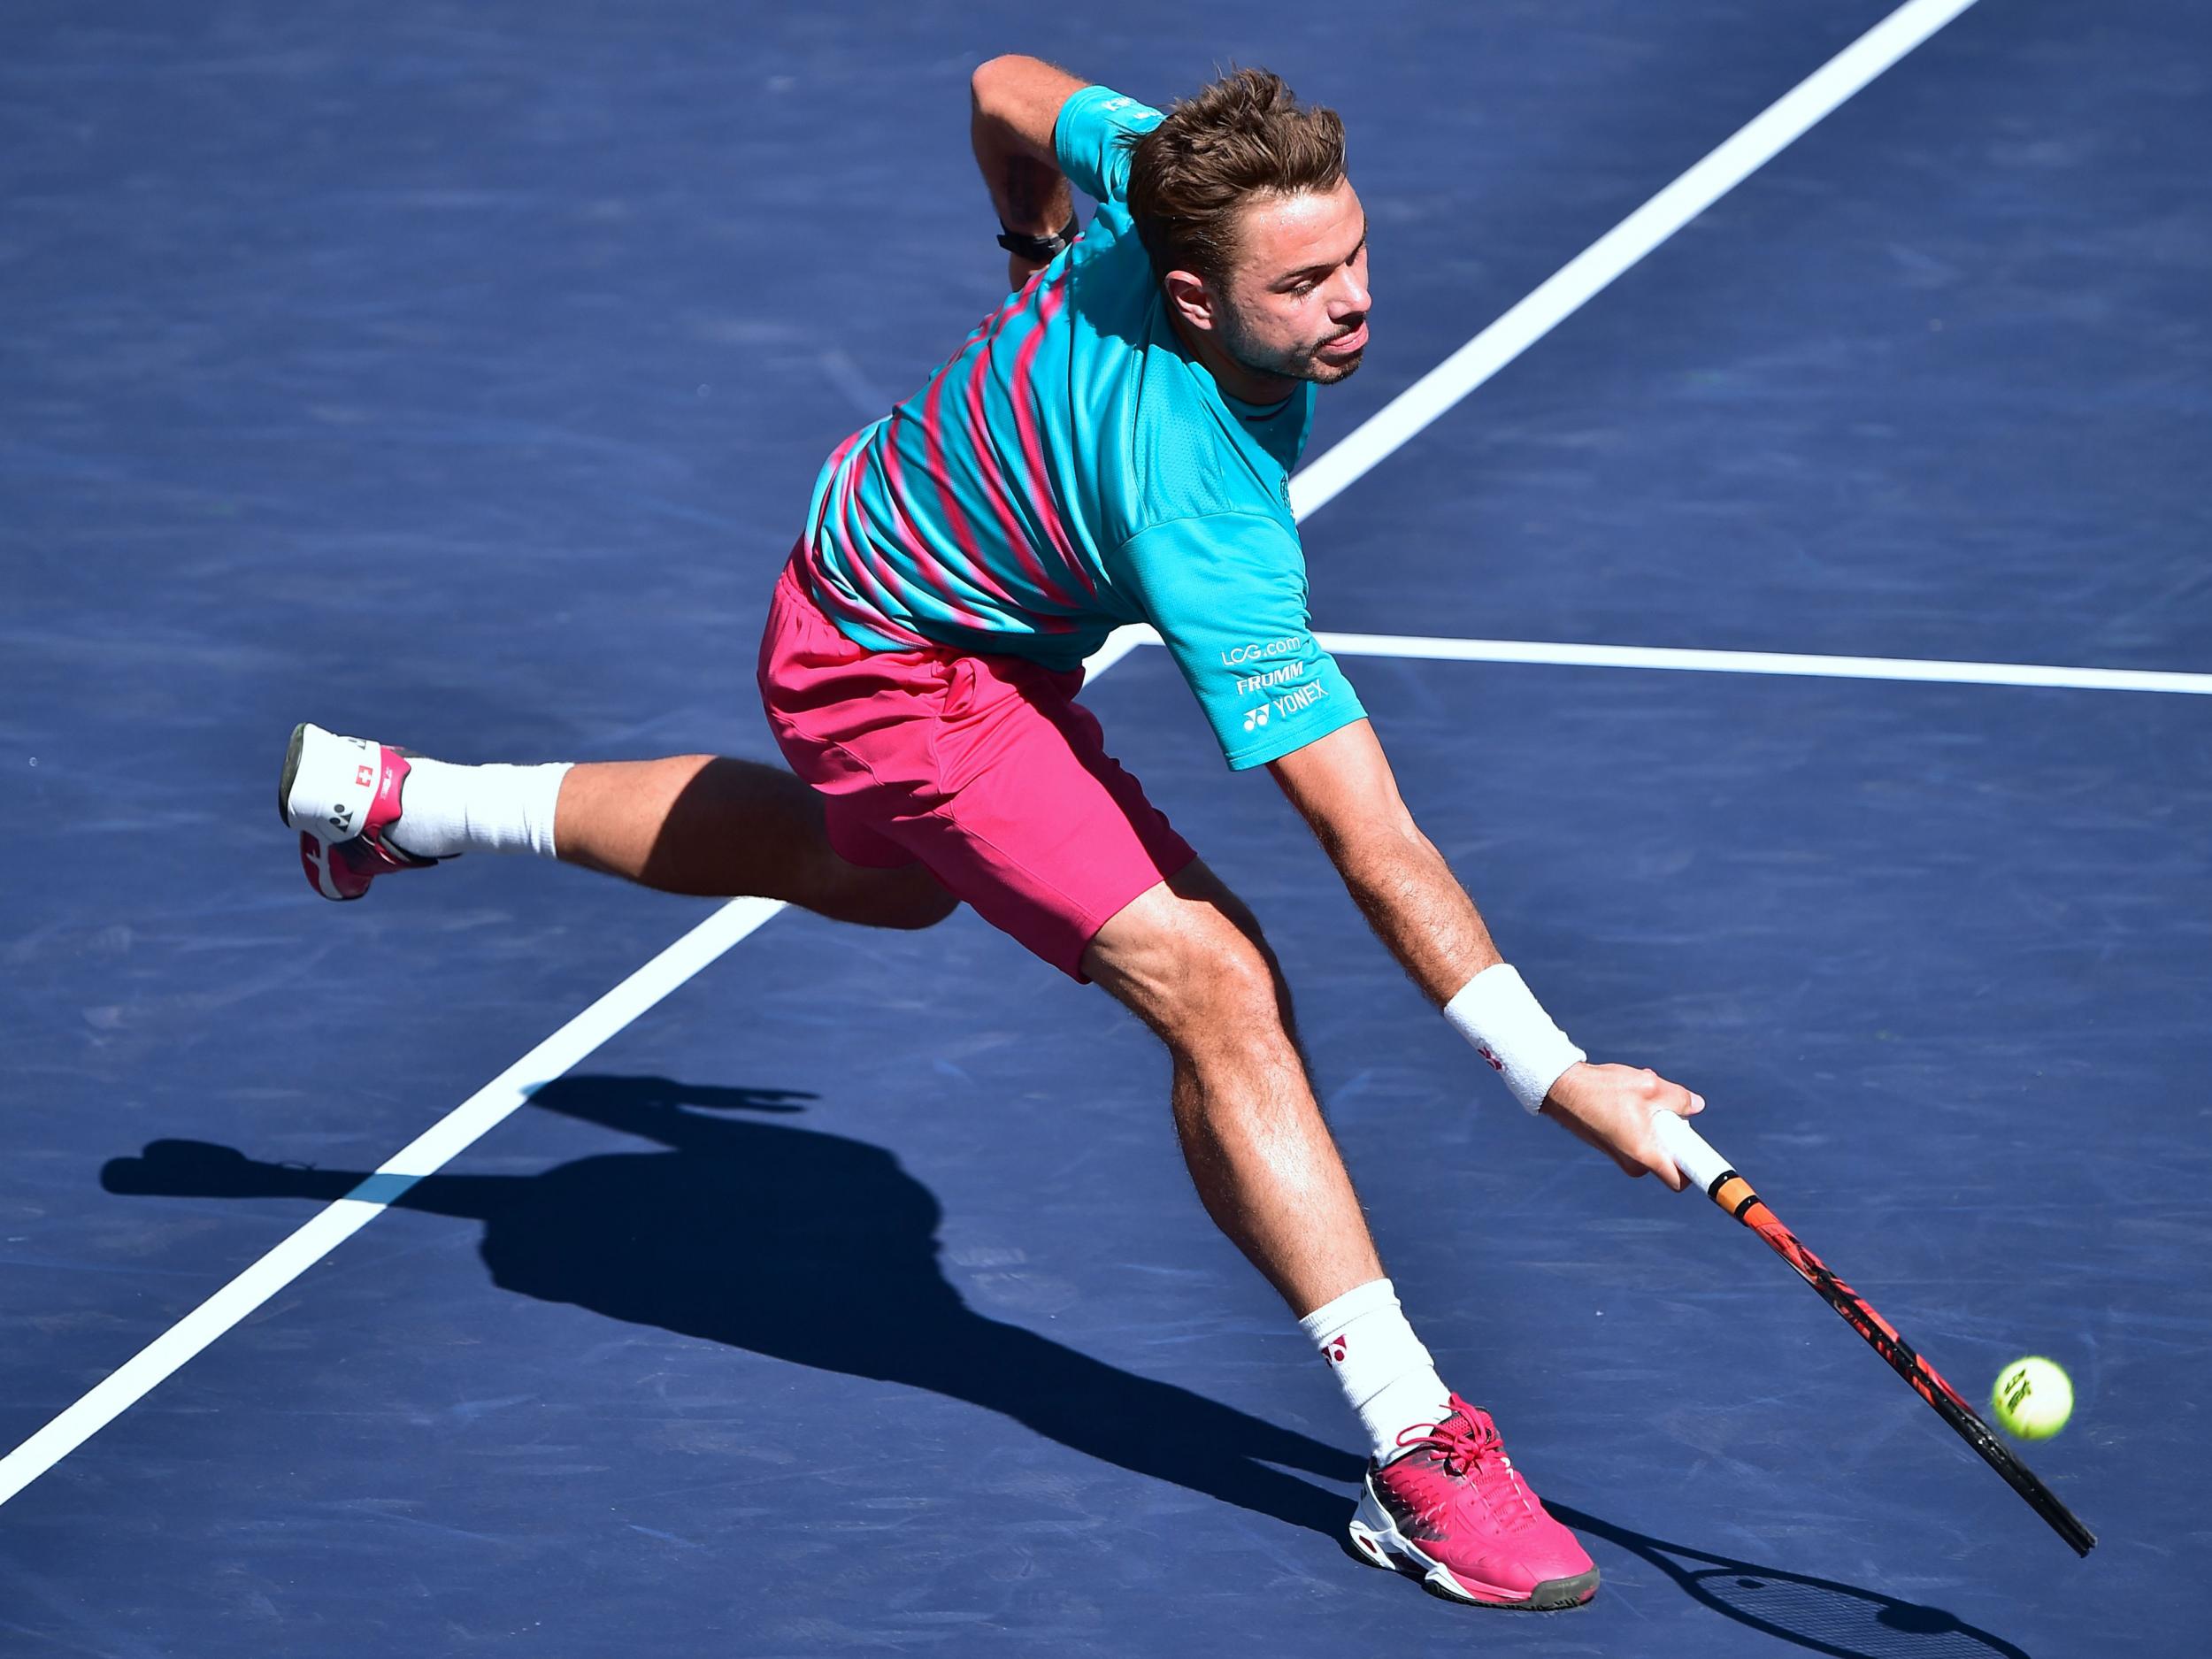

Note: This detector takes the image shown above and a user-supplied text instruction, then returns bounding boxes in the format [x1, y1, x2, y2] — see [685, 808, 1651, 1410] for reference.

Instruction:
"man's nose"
[1331, 266, 1371, 316]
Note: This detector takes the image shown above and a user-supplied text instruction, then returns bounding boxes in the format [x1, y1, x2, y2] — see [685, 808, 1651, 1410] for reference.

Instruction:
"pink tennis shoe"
[1347, 1395, 1599, 1609]
[280, 722, 441, 901]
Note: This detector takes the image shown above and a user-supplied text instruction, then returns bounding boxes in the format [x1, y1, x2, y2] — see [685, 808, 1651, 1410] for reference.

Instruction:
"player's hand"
[1540, 1063, 1705, 1190]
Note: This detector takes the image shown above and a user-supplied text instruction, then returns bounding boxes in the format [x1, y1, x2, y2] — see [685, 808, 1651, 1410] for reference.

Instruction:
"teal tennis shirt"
[801, 84, 1364, 770]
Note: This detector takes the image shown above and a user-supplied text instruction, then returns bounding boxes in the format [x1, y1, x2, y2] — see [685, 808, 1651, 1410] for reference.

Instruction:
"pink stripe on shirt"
[959, 296, 1081, 615]
[1007, 279, 1095, 596]
[795, 531, 933, 650]
[921, 365, 1021, 604]
[825, 438, 915, 619]
[874, 415, 990, 628]
[809, 432, 900, 616]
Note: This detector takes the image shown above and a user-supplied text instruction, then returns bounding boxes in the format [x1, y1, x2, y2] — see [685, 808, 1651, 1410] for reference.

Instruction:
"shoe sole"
[279, 722, 306, 828]
[280, 722, 390, 901]
[283, 723, 387, 848]
[1348, 1487, 1598, 1610]
[280, 723, 356, 901]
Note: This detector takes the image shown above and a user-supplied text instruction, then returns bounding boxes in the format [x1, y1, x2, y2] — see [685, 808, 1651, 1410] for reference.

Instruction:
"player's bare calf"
[280, 723, 955, 929]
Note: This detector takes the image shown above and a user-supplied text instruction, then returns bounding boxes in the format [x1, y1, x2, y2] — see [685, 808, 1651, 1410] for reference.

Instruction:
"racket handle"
[1652, 1110, 1733, 1194]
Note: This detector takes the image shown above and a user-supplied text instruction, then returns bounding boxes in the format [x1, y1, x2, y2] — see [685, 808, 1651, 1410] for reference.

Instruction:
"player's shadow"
[100, 1073, 1362, 1538]
[1550, 1503, 2032, 1659]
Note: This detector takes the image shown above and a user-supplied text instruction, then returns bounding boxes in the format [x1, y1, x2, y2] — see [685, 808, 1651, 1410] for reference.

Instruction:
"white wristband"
[1442, 964, 1586, 1114]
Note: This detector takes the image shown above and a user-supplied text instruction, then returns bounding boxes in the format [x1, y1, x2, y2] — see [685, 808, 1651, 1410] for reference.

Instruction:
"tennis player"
[279, 59, 1703, 1609]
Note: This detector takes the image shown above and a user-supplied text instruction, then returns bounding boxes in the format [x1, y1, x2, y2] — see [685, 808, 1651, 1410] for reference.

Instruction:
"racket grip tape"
[1651, 1110, 1736, 1196]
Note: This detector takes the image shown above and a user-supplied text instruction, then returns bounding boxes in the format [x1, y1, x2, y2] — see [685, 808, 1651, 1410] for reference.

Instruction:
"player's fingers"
[1624, 1112, 1688, 1189]
[1616, 1131, 1687, 1189]
[1632, 1155, 1684, 1190]
[1640, 1094, 1704, 1189]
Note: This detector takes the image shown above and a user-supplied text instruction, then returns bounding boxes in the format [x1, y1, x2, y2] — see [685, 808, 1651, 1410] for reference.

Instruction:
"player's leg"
[1083, 859, 1596, 1608]
[1080, 859, 1381, 1314]
[760, 611, 1598, 1605]
[784, 629, 1456, 1455]
[546, 754, 955, 927]
[280, 724, 953, 927]
[283, 541, 959, 922]
[1080, 862, 1449, 1443]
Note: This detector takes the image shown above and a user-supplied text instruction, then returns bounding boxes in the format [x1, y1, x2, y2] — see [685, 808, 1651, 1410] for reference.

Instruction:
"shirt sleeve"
[1110, 513, 1367, 769]
[1052, 85, 1164, 208]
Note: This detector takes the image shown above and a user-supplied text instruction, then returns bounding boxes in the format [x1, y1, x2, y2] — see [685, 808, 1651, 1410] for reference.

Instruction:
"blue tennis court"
[5, 1, 2207, 1653]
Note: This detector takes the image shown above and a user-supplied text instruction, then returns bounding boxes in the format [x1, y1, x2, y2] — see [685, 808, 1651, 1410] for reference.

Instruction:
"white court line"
[1290, 0, 1981, 522]
[0, 897, 784, 1507]
[1315, 632, 2212, 695]
[1088, 624, 2212, 693]
[0, 0, 1981, 1509]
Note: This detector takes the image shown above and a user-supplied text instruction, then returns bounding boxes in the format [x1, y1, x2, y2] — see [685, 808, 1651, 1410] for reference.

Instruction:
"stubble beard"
[1219, 300, 1366, 388]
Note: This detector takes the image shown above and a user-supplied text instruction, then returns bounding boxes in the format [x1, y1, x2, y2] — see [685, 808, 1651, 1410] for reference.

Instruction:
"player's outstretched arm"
[970, 55, 1087, 289]
[1269, 718, 1703, 1186]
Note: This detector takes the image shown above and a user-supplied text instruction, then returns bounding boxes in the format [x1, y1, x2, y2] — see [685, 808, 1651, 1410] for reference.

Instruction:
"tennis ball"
[1991, 1356, 2072, 1440]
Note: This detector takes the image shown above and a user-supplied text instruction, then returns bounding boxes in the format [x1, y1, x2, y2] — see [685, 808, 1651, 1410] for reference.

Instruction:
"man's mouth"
[1320, 320, 1368, 355]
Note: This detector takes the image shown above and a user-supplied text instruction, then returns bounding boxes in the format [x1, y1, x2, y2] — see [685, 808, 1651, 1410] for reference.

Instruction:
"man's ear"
[1163, 267, 1217, 334]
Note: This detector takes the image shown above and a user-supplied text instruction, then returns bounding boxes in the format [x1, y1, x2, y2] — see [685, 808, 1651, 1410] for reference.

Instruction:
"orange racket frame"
[1653, 1113, 2094, 1556]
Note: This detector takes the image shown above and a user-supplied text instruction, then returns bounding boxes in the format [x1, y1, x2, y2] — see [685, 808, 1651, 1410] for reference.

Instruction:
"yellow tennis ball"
[1992, 1356, 2073, 1440]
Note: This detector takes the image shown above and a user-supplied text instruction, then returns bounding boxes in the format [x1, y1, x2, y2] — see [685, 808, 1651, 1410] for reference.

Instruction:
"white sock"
[387, 756, 572, 860]
[1298, 1277, 1454, 1463]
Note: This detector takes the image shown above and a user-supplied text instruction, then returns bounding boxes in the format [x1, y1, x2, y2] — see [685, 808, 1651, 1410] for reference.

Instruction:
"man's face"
[1214, 179, 1371, 387]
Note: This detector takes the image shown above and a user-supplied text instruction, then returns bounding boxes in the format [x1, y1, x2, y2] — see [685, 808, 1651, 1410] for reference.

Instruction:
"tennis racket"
[1651, 1112, 2095, 1557]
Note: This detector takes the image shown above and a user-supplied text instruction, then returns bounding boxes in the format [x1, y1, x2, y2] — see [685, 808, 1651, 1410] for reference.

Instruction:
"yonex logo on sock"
[1476, 1043, 1506, 1073]
[1324, 1334, 1348, 1363]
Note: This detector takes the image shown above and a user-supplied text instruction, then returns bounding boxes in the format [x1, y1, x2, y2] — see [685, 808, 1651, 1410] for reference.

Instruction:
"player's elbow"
[971, 55, 1019, 114]
[971, 53, 1062, 122]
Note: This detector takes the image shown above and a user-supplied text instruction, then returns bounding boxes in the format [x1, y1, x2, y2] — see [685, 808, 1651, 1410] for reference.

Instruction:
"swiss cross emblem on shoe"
[355, 764, 376, 787]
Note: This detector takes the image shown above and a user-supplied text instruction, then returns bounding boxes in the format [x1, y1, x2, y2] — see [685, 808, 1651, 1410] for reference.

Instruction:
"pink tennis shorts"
[757, 549, 1195, 979]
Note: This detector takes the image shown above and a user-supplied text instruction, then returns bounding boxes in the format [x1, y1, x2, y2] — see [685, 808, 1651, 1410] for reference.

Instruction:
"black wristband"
[995, 211, 1081, 263]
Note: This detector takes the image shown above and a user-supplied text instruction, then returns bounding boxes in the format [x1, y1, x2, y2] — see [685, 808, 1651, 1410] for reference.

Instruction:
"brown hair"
[1123, 67, 1347, 288]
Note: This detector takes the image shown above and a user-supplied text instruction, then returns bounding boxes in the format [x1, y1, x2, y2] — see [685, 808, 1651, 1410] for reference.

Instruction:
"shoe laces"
[1391, 1395, 1542, 1526]
[1392, 1395, 1501, 1479]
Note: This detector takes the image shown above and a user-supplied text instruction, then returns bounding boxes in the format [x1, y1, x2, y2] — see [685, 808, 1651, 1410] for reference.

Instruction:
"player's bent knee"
[1086, 864, 1293, 1039]
[1217, 964, 1294, 1055]
[893, 882, 961, 930]
[864, 868, 959, 930]
[1155, 926, 1288, 1048]
[804, 859, 957, 930]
